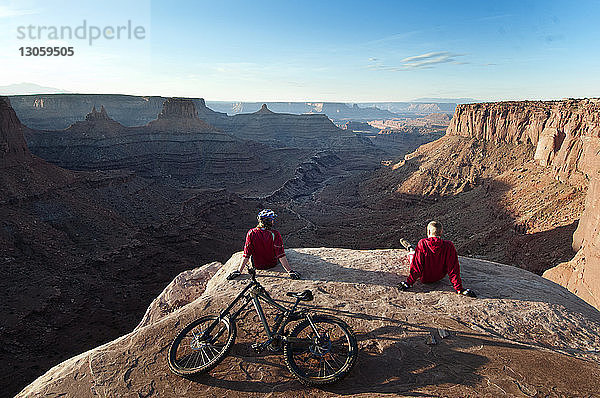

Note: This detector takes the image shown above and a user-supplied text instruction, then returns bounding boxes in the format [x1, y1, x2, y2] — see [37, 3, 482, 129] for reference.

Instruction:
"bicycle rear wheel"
[284, 315, 358, 385]
[168, 315, 236, 376]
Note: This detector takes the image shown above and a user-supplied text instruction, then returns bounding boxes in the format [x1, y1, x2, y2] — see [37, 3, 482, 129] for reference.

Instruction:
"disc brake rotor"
[308, 333, 332, 357]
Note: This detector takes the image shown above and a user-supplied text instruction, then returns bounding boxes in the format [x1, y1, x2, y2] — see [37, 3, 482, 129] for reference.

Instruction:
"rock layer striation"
[447, 99, 600, 308]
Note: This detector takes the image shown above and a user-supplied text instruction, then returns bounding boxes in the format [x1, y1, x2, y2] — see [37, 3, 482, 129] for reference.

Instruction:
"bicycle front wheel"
[284, 315, 358, 385]
[168, 315, 236, 376]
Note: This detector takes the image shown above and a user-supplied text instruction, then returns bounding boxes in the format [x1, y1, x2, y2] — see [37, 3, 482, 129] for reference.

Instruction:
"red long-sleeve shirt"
[406, 237, 463, 292]
[242, 227, 285, 269]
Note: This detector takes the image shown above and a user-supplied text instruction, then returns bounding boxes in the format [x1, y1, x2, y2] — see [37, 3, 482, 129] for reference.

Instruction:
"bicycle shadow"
[184, 317, 542, 395]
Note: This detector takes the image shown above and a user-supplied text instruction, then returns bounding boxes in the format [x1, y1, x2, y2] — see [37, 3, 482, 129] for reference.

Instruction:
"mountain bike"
[168, 267, 358, 385]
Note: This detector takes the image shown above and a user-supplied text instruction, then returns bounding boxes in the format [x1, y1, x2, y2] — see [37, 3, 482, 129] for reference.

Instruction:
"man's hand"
[288, 270, 301, 280]
[227, 271, 241, 280]
[398, 281, 411, 291]
[399, 238, 415, 252]
[459, 288, 476, 298]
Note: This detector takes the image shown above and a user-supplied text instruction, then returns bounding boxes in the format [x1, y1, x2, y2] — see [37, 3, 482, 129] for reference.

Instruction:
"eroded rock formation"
[447, 99, 600, 308]
[224, 103, 374, 151]
[23, 99, 307, 195]
[17, 248, 600, 397]
[157, 97, 200, 119]
[1, 98, 309, 396]
[447, 99, 600, 188]
[544, 136, 600, 308]
[0, 97, 30, 163]
[9, 95, 458, 130]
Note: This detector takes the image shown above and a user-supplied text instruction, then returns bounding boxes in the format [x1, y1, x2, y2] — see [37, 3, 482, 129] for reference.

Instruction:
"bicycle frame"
[201, 268, 310, 345]
[169, 267, 358, 385]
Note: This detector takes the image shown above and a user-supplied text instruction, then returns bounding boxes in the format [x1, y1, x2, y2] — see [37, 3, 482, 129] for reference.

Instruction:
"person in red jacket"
[227, 209, 300, 280]
[399, 221, 475, 297]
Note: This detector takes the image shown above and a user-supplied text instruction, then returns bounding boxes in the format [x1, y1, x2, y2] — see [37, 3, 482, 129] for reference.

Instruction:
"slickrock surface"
[135, 261, 222, 330]
[18, 248, 600, 397]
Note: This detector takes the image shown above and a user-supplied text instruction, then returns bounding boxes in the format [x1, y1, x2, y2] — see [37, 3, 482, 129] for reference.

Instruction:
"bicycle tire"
[168, 315, 236, 376]
[283, 315, 358, 385]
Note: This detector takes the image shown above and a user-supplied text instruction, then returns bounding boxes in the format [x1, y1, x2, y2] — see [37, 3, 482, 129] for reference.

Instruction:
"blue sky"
[1, 0, 599, 101]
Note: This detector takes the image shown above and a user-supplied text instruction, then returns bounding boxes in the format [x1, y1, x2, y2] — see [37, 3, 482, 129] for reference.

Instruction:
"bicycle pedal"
[251, 343, 263, 353]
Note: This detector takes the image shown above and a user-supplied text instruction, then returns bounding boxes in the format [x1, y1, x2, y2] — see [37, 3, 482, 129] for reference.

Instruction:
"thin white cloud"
[0, 5, 41, 18]
[368, 51, 466, 71]
[362, 30, 423, 46]
[475, 13, 513, 22]
[401, 51, 449, 63]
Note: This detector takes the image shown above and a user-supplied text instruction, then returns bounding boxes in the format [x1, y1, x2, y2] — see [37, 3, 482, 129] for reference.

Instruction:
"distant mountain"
[357, 101, 457, 114]
[10, 94, 464, 127]
[0, 83, 70, 95]
[411, 97, 479, 103]
[205, 101, 399, 120]
[206, 100, 461, 119]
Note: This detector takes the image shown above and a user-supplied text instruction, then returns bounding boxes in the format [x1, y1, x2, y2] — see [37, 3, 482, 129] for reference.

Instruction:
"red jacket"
[407, 237, 463, 292]
[242, 227, 285, 269]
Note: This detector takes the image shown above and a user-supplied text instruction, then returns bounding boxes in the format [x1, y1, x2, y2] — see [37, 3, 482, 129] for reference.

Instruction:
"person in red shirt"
[227, 209, 300, 280]
[399, 221, 475, 297]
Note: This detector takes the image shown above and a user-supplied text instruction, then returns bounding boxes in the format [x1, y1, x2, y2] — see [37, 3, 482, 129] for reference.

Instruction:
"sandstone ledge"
[18, 248, 600, 397]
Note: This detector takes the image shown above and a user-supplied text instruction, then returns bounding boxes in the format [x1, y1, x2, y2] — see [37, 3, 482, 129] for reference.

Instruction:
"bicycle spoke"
[183, 352, 194, 369]
[207, 344, 221, 356]
[324, 356, 338, 372]
[285, 316, 358, 383]
[329, 351, 345, 368]
[195, 347, 204, 367]
[170, 315, 236, 375]
[201, 346, 212, 365]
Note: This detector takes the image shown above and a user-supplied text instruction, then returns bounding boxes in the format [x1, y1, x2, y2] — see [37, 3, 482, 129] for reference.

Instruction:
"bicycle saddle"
[286, 289, 313, 301]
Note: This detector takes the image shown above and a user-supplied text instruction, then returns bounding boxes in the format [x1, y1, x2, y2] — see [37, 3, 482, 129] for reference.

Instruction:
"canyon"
[1, 95, 433, 396]
[2, 95, 600, 396]
[269, 100, 598, 288]
[0, 97, 297, 395]
[8, 95, 459, 130]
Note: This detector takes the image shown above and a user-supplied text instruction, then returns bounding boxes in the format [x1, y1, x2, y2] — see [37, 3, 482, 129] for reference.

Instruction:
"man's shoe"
[398, 281, 411, 291]
[288, 270, 301, 280]
[227, 271, 241, 280]
[459, 288, 476, 298]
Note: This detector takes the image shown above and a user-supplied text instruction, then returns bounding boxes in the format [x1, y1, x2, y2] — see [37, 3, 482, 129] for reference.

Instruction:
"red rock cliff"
[447, 99, 600, 307]
[0, 97, 30, 164]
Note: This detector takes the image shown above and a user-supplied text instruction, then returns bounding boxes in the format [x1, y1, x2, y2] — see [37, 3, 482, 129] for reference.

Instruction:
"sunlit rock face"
[448, 99, 600, 308]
